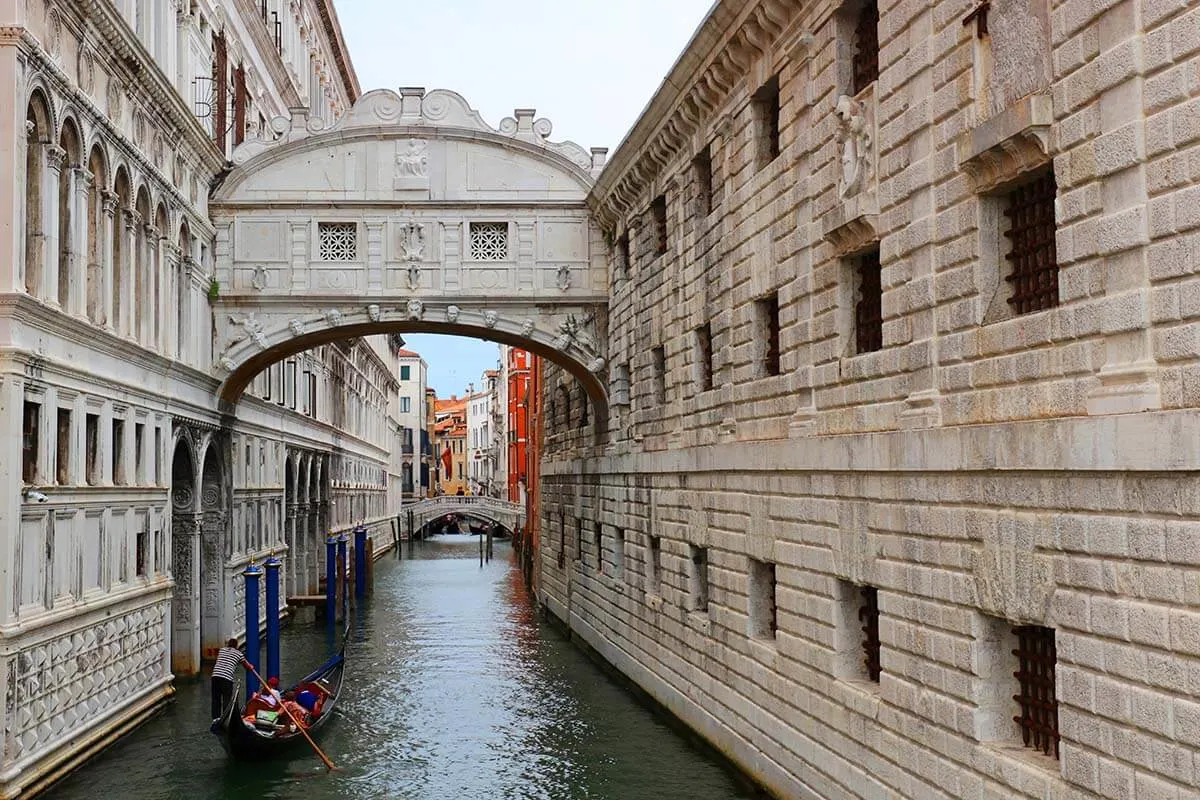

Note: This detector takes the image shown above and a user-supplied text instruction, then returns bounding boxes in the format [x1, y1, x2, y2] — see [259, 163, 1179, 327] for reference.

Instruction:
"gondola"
[213, 641, 347, 761]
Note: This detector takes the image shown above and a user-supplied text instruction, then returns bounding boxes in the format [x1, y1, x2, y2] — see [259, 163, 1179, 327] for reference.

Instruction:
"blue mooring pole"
[337, 533, 349, 617]
[325, 535, 338, 624]
[243, 563, 263, 697]
[264, 556, 281, 683]
[353, 524, 367, 601]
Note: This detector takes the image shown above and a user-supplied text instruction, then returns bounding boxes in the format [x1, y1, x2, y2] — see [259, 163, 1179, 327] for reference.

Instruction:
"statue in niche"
[834, 94, 872, 199]
[395, 139, 428, 178]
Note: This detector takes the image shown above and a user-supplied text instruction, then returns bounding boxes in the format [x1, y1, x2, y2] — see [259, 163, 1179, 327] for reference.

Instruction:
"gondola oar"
[243, 660, 338, 772]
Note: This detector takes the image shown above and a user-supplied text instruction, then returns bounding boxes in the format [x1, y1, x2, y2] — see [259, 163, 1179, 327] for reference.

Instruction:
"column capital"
[73, 167, 94, 190]
[101, 190, 118, 216]
[44, 144, 67, 173]
[123, 208, 142, 232]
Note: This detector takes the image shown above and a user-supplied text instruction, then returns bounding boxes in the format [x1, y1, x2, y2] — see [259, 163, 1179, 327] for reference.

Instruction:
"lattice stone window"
[469, 221, 509, 261]
[318, 222, 358, 261]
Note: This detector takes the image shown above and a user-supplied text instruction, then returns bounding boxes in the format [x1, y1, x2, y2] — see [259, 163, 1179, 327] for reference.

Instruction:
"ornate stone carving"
[325, 308, 342, 327]
[367, 304, 381, 323]
[555, 315, 582, 350]
[172, 485, 194, 511]
[556, 265, 571, 292]
[394, 139, 428, 190]
[289, 318, 305, 336]
[588, 357, 606, 373]
[6, 606, 167, 764]
[46, 5, 62, 58]
[834, 95, 872, 199]
[483, 310, 498, 328]
[406, 299, 424, 321]
[231, 313, 267, 348]
[219, 356, 236, 371]
[445, 305, 460, 323]
[521, 319, 535, 337]
[106, 79, 124, 119]
[407, 265, 421, 290]
[398, 221, 425, 261]
[77, 46, 95, 94]
[250, 265, 267, 291]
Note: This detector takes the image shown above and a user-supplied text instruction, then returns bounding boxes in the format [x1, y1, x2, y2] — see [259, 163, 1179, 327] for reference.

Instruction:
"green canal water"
[44, 536, 761, 800]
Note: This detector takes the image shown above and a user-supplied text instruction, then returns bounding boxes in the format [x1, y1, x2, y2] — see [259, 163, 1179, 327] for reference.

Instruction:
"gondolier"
[211, 639, 246, 721]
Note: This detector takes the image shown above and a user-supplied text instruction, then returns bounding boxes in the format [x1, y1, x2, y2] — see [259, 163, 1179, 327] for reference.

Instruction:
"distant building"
[423, 387, 437, 497]
[432, 395, 468, 495]
[392, 347, 428, 504]
[466, 369, 503, 497]
[501, 347, 533, 505]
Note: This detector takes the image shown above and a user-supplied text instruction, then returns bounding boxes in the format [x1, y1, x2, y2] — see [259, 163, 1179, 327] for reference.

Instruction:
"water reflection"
[45, 536, 758, 800]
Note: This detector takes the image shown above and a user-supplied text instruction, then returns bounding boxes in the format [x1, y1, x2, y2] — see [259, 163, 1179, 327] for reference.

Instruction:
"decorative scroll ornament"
[289, 318, 305, 336]
[834, 95, 873, 199]
[556, 265, 571, 292]
[220, 356, 236, 371]
[483, 311, 499, 328]
[325, 308, 342, 327]
[406, 299, 424, 320]
[399, 221, 425, 261]
[445, 305, 460, 323]
[367, 304, 381, 323]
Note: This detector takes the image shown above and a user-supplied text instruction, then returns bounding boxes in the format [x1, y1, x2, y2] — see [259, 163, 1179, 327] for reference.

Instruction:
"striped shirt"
[212, 647, 243, 681]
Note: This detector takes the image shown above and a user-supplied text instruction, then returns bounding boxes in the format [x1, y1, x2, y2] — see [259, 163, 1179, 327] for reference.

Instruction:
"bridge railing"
[403, 496, 524, 531]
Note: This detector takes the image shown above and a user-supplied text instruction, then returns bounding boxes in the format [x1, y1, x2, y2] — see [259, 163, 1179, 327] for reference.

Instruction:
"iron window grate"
[1013, 625, 1059, 758]
[859, 586, 881, 682]
[1004, 170, 1059, 315]
[855, 248, 883, 353]
[852, 1, 880, 94]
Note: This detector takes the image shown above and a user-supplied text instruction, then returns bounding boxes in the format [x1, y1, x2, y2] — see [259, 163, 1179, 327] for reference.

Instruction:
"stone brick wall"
[540, 1, 1200, 798]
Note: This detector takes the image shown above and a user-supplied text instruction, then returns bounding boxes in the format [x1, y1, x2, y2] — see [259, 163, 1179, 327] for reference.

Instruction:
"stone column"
[100, 192, 117, 331]
[42, 144, 65, 305]
[121, 209, 140, 340]
[164, 244, 181, 359]
[71, 167, 93, 319]
[142, 222, 159, 347]
[170, 513, 203, 677]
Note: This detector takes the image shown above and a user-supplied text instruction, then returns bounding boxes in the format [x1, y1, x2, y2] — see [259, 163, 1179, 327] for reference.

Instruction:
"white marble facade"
[0, 1, 393, 796]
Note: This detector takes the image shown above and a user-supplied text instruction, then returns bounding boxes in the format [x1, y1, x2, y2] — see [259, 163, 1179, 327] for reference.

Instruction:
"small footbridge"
[403, 496, 525, 534]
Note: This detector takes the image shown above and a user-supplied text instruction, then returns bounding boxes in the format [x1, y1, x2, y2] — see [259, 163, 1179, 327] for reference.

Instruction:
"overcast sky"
[337, 0, 712, 396]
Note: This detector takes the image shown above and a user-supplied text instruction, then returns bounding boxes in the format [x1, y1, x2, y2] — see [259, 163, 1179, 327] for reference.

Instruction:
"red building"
[506, 348, 532, 504]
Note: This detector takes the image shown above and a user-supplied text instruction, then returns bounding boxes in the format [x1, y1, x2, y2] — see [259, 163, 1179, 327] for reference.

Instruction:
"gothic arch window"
[25, 91, 53, 298]
[86, 143, 108, 325]
[112, 167, 131, 336]
[58, 118, 82, 311]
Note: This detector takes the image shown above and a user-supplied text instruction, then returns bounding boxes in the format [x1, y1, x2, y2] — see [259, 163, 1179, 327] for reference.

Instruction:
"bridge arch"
[208, 87, 612, 420]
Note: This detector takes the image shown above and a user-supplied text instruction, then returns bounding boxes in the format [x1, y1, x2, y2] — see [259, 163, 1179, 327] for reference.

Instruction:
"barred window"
[469, 221, 509, 261]
[855, 248, 883, 353]
[693, 146, 713, 217]
[616, 231, 631, 279]
[752, 75, 781, 169]
[756, 293, 781, 377]
[318, 222, 357, 261]
[859, 585, 881, 682]
[651, 345, 667, 404]
[694, 322, 713, 392]
[22, 400, 40, 484]
[1013, 625, 1059, 758]
[852, 1, 880, 94]
[651, 195, 667, 256]
[1004, 170, 1059, 315]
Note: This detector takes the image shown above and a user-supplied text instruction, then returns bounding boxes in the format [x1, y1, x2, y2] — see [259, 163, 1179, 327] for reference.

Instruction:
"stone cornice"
[587, 0, 799, 230]
[75, 0, 225, 175]
[312, 0, 360, 102]
[232, 0, 304, 109]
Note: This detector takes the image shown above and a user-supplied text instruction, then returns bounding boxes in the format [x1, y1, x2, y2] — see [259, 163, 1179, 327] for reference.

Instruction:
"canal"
[45, 536, 760, 800]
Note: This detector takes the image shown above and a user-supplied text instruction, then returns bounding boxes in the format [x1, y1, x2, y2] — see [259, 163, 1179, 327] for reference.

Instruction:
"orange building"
[432, 395, 468, 495]
[505, 348, 532, 504]
[523, 355, 543, 590]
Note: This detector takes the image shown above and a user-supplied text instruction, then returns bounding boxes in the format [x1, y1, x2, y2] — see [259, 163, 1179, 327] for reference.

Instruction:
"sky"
[336, 0, 713, 396]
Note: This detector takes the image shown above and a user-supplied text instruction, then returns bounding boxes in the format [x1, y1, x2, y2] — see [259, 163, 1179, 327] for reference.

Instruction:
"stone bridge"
[209, 87, 611, 419]
[405, 496, 525, 533]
